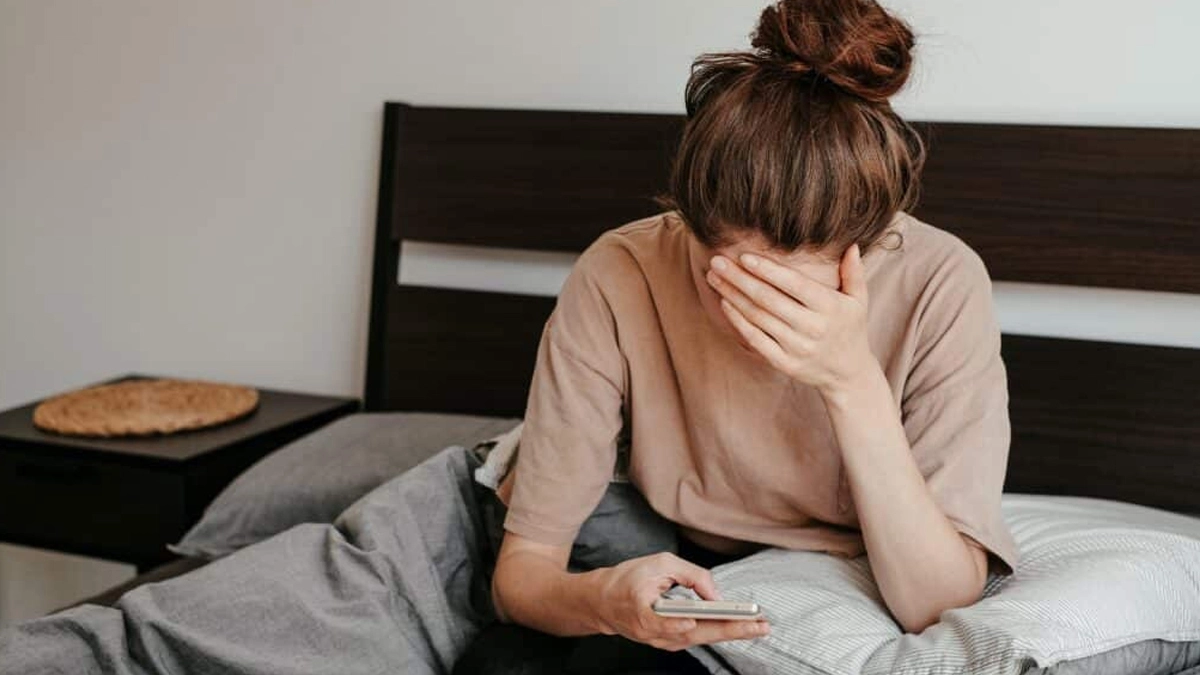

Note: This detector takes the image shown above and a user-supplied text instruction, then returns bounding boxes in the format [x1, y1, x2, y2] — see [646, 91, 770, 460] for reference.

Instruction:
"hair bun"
[751, 0, 915, 103]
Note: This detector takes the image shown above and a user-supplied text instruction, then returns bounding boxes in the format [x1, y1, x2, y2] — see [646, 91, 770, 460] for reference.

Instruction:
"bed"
[55, 103, 1200, 673]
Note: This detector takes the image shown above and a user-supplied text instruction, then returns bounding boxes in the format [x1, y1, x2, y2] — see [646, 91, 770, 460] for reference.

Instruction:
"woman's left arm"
[820, 363, 989, 633]
[706, 245, 989, 633]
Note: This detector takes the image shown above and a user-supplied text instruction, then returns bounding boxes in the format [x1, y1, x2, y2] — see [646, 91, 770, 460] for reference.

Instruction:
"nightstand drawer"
[0, 450, 186, 563]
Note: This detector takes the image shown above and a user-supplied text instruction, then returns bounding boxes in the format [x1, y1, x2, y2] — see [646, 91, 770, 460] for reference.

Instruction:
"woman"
[482, 0, 1017, 672]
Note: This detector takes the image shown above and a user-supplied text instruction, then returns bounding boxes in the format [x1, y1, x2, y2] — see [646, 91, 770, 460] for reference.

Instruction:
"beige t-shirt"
[502, 211, 1018, 573]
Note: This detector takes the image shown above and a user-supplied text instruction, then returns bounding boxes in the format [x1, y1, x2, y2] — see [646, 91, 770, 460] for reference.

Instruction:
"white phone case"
[652, 598, 763, 621]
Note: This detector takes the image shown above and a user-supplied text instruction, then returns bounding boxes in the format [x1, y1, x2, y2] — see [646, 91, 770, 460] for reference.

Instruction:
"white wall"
[1, 0, 1198, 626]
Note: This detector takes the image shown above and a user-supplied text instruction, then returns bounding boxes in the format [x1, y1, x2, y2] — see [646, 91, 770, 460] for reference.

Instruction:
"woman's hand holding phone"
[591, 552, 771, 651]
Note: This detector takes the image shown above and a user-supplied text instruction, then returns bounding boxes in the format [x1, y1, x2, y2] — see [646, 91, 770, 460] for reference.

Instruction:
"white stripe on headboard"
[399, 241, 574, 296]
[992, 282, 1200, 348]
[399, 241, 1200, 350]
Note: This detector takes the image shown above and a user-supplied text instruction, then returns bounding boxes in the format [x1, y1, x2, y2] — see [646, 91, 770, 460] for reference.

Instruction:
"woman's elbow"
[893, 572, 986, 633]
[894, 592, 974, 633]
[898, 614, 935, 635]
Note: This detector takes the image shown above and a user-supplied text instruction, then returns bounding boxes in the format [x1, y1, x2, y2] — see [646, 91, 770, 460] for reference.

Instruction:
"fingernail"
[740, 254, 759, 268]
[706, 271, 718, 286]
[710, 256, 728, 271]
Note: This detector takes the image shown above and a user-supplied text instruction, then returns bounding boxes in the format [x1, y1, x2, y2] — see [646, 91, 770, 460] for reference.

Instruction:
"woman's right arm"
[494, 240, 767, 648]
[491, 532, 771, 649]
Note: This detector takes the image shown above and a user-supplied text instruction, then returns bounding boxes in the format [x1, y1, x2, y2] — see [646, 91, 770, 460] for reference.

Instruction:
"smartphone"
[652, 598, 763, 621]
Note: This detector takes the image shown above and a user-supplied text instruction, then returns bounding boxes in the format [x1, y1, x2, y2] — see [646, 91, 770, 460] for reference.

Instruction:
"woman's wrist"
[579, 567, 618, 635]
[818, 359, 888, 411]
[493, 547, 616, 636]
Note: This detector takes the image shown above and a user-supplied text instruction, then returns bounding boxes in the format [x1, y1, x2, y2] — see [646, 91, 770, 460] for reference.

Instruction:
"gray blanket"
[0, 446, 496, 675]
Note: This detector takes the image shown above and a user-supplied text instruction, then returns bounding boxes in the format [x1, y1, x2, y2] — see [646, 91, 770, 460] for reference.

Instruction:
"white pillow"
[679, 495, 1200, 675]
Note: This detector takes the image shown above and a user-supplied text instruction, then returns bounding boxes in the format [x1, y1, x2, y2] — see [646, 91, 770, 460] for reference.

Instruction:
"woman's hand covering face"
[705, 244, 875, 395]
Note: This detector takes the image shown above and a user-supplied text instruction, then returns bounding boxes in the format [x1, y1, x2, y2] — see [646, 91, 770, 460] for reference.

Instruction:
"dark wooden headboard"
[367, 102, 1200, 514]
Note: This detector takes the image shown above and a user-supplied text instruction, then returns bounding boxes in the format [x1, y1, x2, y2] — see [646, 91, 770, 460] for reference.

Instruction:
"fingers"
[634, 604, 696, 644]
[626, 552, 769, 651]
[720, 299, 791, 373]
[707, 271, 793, 343]
[650, 619, 772, 651]
[652, 552, 723, 601]
[735, 253, 838, 313]
[686, 618, 772, 646]
[629, 595, 700, 646]
[839, 244, 869, 302]
[708, 258, 822, 333]
[655, 617, 698, 635]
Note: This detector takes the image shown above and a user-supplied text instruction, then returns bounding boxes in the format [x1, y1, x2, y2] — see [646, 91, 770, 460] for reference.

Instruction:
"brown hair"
[658, 0, 925, 255]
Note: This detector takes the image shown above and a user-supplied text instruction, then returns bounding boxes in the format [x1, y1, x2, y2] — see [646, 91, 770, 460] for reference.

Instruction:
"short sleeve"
[901, 247, 1019, 574]
[503, 242, 628, 546]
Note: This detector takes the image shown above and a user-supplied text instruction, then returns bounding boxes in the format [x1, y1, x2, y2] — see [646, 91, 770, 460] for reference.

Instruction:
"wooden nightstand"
[0, 376, 359, 571]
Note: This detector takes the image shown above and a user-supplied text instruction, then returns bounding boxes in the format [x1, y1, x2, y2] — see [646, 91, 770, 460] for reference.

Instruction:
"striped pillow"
[678, 496, 1200, 675]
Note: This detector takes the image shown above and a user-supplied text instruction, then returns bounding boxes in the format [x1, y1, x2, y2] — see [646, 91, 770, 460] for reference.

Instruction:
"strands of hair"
[658, 0, 925, 255]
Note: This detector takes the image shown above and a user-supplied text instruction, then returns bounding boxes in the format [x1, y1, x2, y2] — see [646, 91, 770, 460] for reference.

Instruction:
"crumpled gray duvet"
[0, 446, 494, 675]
